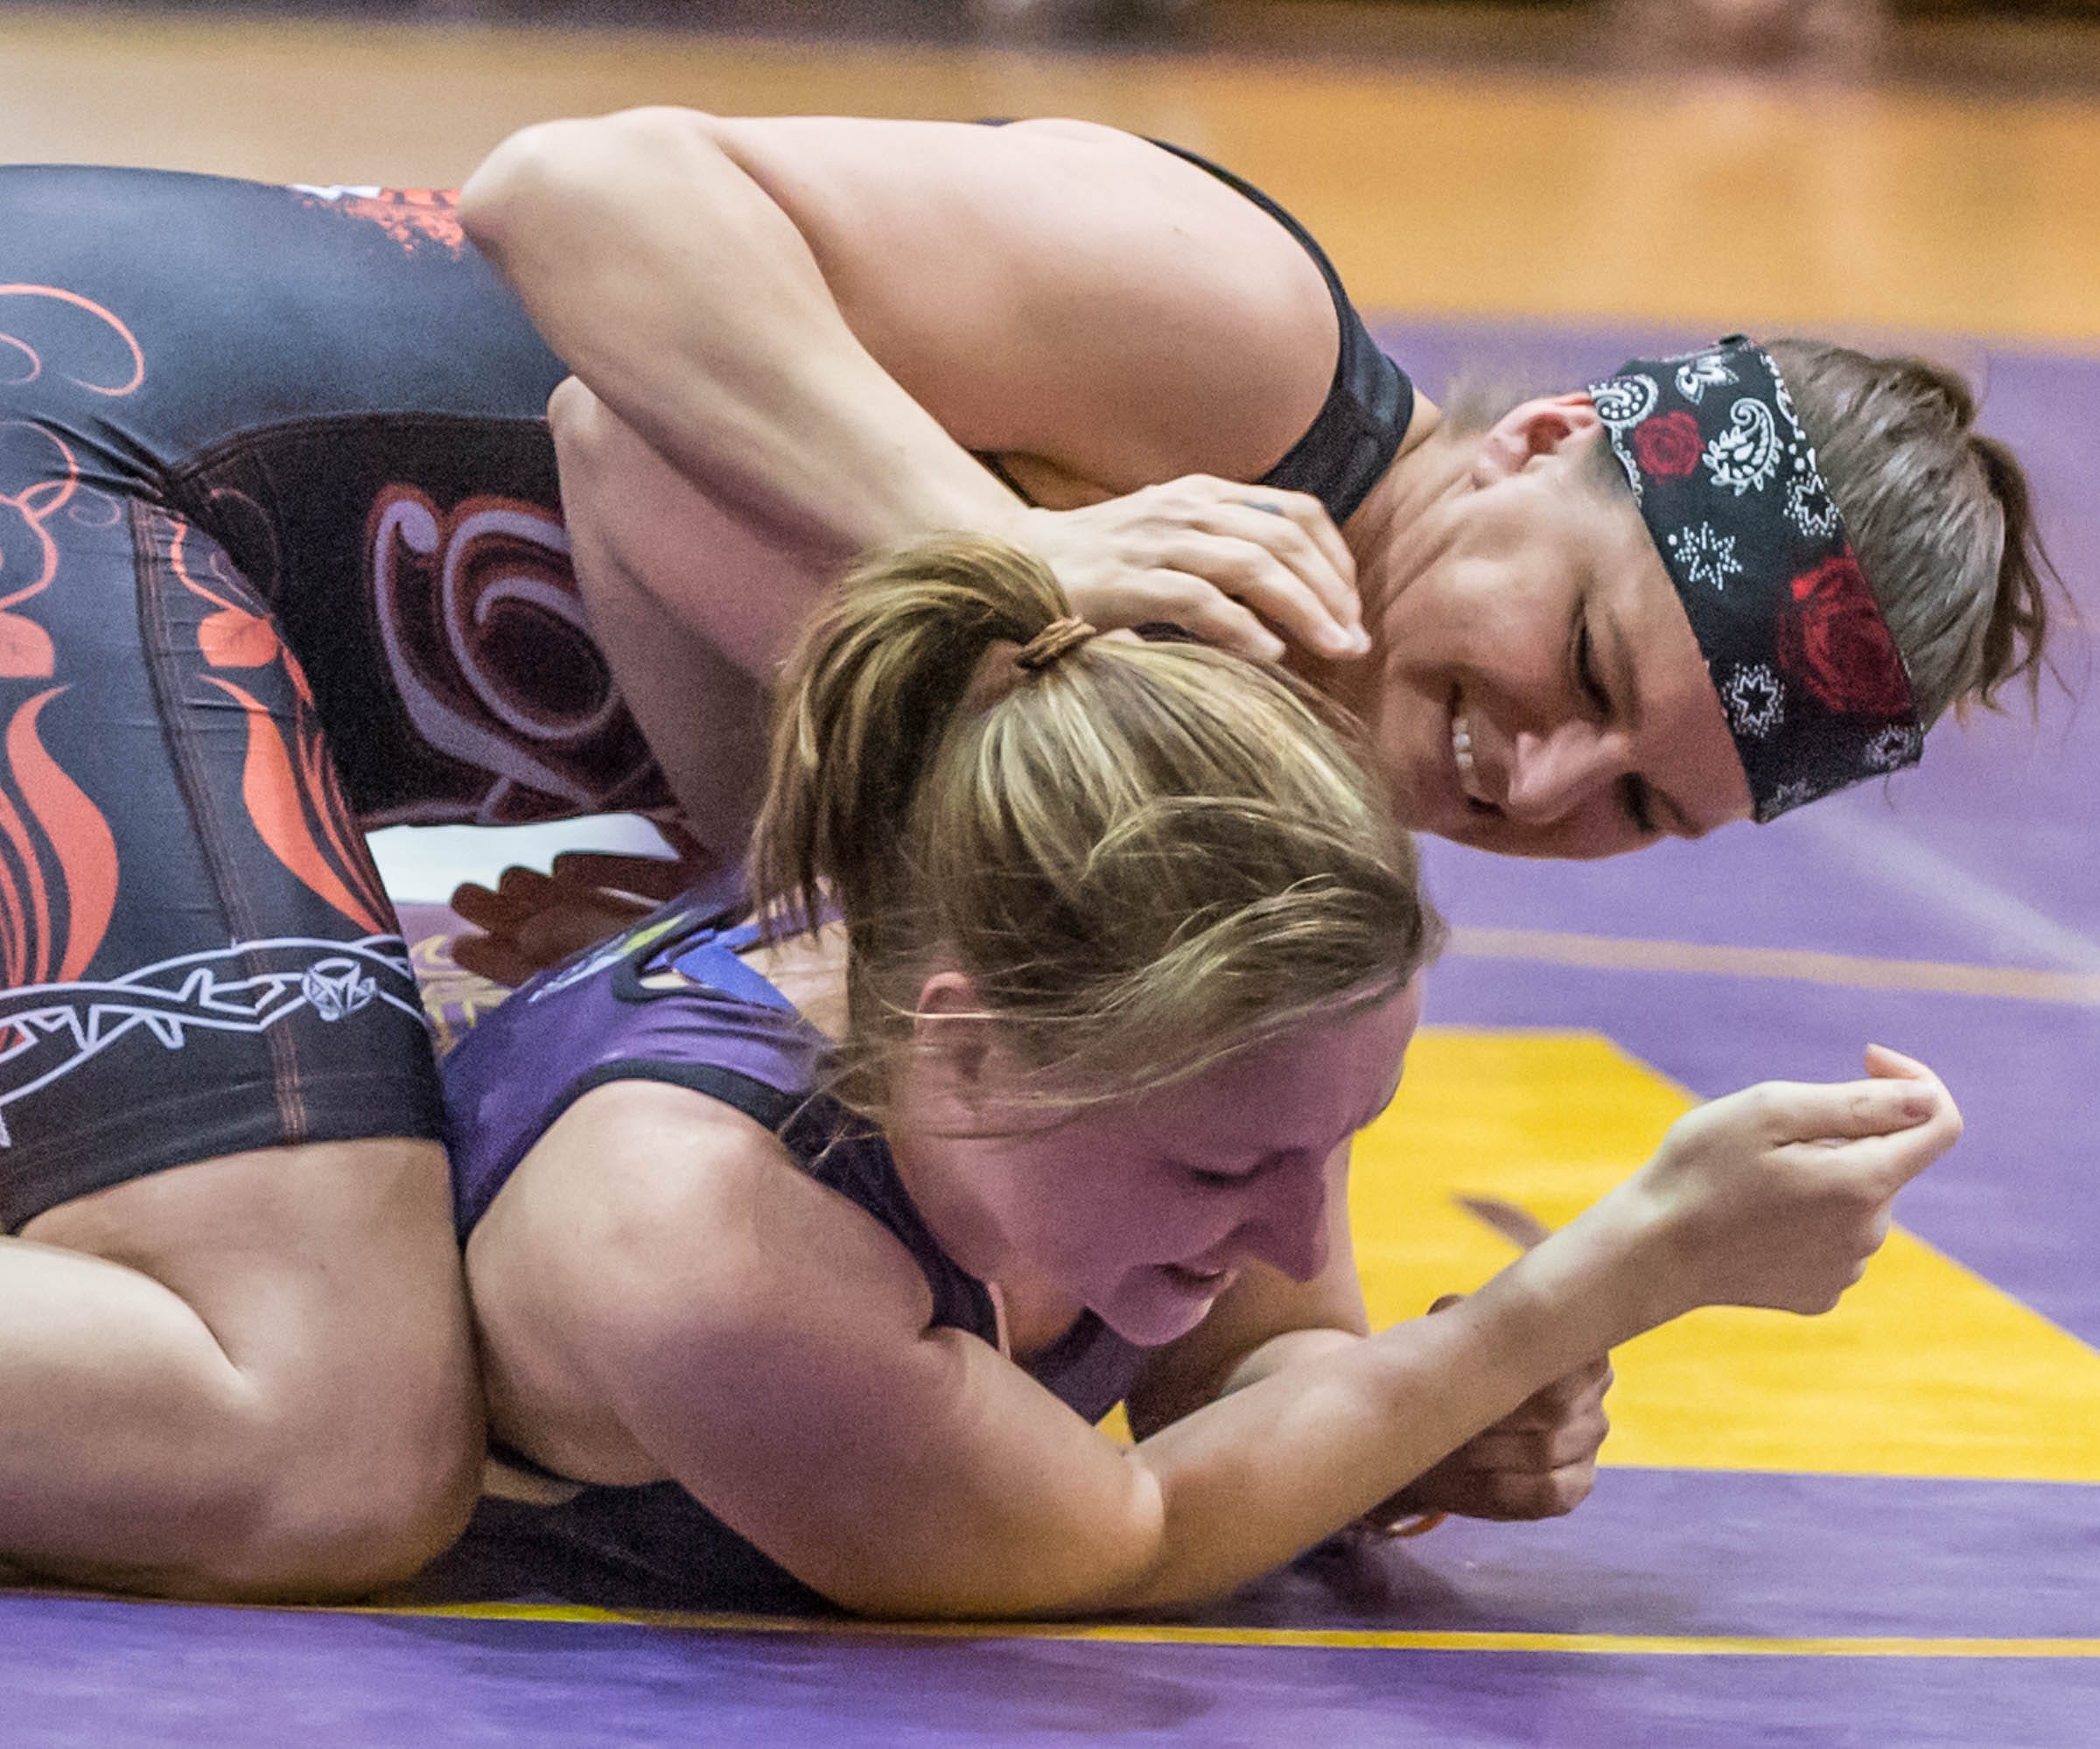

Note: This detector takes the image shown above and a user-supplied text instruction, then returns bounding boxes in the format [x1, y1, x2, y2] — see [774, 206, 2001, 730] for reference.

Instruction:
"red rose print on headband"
[1631, 410, 1703, 478]
[1776, 556, 1913, 717]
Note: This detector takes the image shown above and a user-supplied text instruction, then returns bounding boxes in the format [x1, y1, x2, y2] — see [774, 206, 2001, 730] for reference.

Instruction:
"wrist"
[1466, 1189, 1676, 1364]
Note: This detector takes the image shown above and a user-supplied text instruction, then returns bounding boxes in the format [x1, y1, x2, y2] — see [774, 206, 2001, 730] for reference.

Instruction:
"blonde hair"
[751, 535, 1438, 1123]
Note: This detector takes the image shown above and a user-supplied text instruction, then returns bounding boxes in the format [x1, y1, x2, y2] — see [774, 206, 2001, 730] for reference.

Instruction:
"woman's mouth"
[1158, 1261, 1237, 1298]
[1450, 702, 1494, 810]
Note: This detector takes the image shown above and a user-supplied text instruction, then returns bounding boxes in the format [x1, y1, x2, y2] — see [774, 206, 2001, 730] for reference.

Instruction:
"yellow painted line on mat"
[355, 1605, 2100, 1658]
[1447, 927, 2100, 1006]
[1357, 1032, 2100, 1481]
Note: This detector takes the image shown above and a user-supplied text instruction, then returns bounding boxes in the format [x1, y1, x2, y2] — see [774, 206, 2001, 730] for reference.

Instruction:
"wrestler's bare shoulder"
[711, 113, 1340, 486]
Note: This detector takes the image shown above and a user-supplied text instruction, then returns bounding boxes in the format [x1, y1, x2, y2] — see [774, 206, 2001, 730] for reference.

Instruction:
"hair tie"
[1014, 616, 1099, 672]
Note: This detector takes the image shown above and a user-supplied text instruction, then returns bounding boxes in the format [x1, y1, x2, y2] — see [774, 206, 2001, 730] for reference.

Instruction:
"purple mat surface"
[6, 1592, 2094, 1749]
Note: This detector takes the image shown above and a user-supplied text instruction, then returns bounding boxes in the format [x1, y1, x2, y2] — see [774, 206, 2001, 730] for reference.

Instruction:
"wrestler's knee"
[199, 1337, 484, 1601]
[29, 1136, 485, 1600]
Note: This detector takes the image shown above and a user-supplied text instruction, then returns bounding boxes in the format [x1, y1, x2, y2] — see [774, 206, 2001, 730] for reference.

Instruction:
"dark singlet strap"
[560, 1058, 809, 1137]
[1140, 138, 1413, 524]
[970, 121, 1412, 525]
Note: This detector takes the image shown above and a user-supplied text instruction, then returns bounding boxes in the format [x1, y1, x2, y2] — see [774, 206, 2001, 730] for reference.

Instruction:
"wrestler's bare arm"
[466, 112, 1366, 667]
[1125, 1152, 1614, 1527]
[464, 111, 1334, 529]
[466, 1055, 1956, 1620]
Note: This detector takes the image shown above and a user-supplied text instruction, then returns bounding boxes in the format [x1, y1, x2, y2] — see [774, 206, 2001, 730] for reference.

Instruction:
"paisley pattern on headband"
[1590, 337, 1922, 822]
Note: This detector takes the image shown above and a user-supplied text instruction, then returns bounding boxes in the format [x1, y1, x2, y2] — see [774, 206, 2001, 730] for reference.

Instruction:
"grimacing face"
[915, 980, 1422, 1350]
[1362, 402, 1755, 860]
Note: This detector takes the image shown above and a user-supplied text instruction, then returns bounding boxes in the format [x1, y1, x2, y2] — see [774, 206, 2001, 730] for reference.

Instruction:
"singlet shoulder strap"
[561, 1058, 808, 1137]
[967, 120, 1410, 522]
[1142, 138, 1414, 525]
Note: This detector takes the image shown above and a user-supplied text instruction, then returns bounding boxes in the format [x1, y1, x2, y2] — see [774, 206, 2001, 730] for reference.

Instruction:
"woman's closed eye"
[1575, 605, 1660, 838]
[1573, 612, 1611, 716]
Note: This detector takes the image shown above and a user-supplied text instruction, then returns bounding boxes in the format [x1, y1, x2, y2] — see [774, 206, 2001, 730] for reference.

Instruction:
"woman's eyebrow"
[1606, 604, 1698, 838]
[1603, 601, 1645, 731]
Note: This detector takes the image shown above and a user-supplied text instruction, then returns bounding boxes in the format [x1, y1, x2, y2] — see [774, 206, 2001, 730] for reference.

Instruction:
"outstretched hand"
[1630, 1043, 1961, 1324]
[1017, 477, 1368, 665]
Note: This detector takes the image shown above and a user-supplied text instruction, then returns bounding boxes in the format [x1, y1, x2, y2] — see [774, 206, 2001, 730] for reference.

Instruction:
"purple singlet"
[439, 883, 1151, 1611]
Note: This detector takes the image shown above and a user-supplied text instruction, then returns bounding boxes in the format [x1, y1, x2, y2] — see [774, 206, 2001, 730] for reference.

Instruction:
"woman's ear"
[910, 970, 1000, 1113]
[1472, 392, 1606, 485]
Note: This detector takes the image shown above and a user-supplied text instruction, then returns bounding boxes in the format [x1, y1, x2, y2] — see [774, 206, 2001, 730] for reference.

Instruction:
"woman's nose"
[1243, 1164, 1331, 1284]
[1502, 722, 1631, 824]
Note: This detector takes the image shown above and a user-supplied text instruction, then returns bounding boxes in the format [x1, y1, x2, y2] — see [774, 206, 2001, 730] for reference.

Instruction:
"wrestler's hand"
[1016, 476, 1368, 664]
[1363, 1297, 1613, 1525]
[449, 834, 704, 986]
[1617, 1044, 1960, 1326]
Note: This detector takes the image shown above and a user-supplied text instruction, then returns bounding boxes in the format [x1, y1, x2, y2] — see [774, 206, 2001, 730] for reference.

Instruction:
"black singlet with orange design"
[0, 165, 662, 1224]
[0, 154, 1407, 1227]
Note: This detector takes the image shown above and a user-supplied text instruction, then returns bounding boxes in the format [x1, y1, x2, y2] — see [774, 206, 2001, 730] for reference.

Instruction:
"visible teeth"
[1452, 710, 1488, 804]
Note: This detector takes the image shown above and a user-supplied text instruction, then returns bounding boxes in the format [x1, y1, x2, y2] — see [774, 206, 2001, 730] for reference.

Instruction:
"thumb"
[1864, 1042, 1932, 1081]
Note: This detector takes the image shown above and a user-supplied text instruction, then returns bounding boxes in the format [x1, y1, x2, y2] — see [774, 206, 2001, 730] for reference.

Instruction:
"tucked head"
[751, 535, 1438, 1344]
[1354, 336, 2063, 859]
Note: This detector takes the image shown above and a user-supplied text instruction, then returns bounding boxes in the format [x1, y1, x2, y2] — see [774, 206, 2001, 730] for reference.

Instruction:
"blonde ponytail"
[751, 535, 1437, 1123]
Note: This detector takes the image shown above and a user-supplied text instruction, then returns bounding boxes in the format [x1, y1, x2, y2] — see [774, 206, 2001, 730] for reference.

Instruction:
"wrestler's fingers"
[1150, 475, 1356, 622]
[1153, 530, 1362, 661]
[518, 894, 630, 955]
[448, 880, 517, 933]
[1130, 571, 1288, 661]
[1802, 1118, 1961, 1198]
[1521, 1355, 1614, 1416]
[496, 864, 564, 897]
[1448, 1412, 1609, 1475]
[449, 932, 543, 989]
[1250, 486, 1357, 615]
[1209, 493, 1363, 647]
[1863, 1042, 1933, 1082]
[1472, 1460, 1599, 1522]
[1712, 1075, 1942, 1148]
[549, 850, 689, 904]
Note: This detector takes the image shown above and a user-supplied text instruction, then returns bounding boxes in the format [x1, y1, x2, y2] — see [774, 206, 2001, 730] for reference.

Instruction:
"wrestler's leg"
[7, 1137, 479, 1599]
[0, 500, 479, 1599]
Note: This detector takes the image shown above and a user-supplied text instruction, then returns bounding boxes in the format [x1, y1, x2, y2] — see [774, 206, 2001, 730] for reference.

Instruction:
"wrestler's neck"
[735, 924, 1080, 1342]
[879, 1060, 1088, 1362]
[1288, 395, 1470, 717]
[734, 920, 851, 1040]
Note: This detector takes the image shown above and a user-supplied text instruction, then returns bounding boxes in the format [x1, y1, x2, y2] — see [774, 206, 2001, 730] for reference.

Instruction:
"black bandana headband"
[1588, 337, 1922, 822]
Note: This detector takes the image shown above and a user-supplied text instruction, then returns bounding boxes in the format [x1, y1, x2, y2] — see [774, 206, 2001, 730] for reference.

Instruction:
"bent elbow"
[460, 108, 727, 253]
[458, 119, 572, 250]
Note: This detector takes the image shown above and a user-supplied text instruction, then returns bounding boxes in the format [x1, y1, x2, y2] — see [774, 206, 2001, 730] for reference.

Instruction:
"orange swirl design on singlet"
[291, 186, 465, 255]
[200, 675, 384, 937]
[0, 687, 119, 1055]
[166, 514, 284, 675]
[0, 289, 143, 682]
[0, 286, 139, 1020]
[164, 517, 386, 935]
[0, 285, 145, 397]
[6, 689, 116, 982]
[0, 421, 80, 681]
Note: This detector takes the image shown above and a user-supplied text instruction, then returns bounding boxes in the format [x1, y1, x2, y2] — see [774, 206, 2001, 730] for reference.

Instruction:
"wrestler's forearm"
[461, 108, 1025, 558]
[1087, 1198, 1662, 1615]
